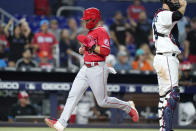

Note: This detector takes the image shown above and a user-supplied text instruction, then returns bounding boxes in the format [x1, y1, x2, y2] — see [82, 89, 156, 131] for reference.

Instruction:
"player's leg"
[45, 66, 89, 130]
[163, 86, 180, 131]
[58, 66, 89, 127]
[154, 55, 180, 131]
[162, 56, 180, 131]
[87, 65, 139, 122]
[158, 96, 165, 131]
[153, 55, 167, 131]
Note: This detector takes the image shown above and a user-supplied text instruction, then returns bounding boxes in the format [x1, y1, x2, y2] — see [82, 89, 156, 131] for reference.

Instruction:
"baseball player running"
[45, 7, 139, 131]
[152, 0, 187, 131]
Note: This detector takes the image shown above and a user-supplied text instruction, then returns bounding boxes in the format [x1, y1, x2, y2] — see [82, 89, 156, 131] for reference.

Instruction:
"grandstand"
[0, 0, 195, 131]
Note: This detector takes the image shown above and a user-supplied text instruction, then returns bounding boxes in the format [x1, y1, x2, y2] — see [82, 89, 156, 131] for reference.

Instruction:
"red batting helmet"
[81, 7, 101, 29]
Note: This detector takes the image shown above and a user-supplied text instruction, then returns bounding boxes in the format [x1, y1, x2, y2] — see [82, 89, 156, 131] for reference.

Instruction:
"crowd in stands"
[0, 0, 195, 74]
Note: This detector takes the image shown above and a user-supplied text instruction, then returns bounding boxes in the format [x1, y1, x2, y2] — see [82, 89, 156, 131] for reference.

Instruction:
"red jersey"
[33, 32, 58, 59]
[0, 35, 9, 48]
[84, 26, 110, 62]
[128, 5, 145, 21]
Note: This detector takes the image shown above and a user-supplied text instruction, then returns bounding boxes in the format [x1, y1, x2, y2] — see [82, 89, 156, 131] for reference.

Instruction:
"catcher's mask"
[81, 7, 101, 29]
[161, 0, 180, 11]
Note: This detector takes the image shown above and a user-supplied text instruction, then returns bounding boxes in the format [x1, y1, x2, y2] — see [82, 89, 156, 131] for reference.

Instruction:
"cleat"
[45, 118, 64, 131]
[128, 101, 139, 123]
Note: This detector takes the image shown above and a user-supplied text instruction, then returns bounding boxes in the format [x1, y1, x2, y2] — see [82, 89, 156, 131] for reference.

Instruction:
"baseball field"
[0, 128, 195, 131]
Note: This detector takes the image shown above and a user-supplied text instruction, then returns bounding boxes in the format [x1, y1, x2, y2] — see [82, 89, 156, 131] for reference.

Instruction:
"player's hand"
[79, 46, 85, 54]
[179, 0, 187, 7]
[77, 34, 96, 49]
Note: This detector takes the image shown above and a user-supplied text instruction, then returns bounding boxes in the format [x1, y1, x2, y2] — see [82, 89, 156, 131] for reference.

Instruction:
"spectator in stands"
[16, 49, 37, 69]
[127, 0, 145, 21]
[132, 49, 153, 71]
[49, 19, 61, 41]
[67, 18, 79, 52]
[77, 22, 88, 35]
[110, 11, 127, 48]
[59, 29, 72, 67]
[179, 61, 196, 87]
[0, 24, 9, 48]
[140, 43, 154, 66]
[179, 61, 196, 126]
[39, 50, 53, 69]
[8, 91, 37, 122]
[0, 44, 8, 68]
[99, 19, 110, 36]
[34, 0, 50, 16]
[134, 11, 151, 48]
[19, 18, 34, 47]
[178, 17, 189, 44]
[59, 28, 82, 69]
[184, 17, 196, 63]
[4, 19, 28, 67]
[125, 31, 136, 57]
[114, 50, 132, 71]
[0, 25, 9, 67]
[32, 19, 58, 61]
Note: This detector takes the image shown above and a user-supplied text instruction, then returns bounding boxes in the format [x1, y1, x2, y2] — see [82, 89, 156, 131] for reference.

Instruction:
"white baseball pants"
[58, 63, 132, 127]
[153, 54, 179, 96]
[153, 54, 179, 131]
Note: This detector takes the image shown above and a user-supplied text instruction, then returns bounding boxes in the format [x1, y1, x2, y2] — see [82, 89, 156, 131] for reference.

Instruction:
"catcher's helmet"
[161, 0, 180, 11]
[81, 7, 101, 29]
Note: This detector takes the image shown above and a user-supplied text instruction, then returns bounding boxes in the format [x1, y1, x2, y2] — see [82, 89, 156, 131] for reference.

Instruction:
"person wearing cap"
[45, 7, 139, 131]
[132, 49, 153, 71]
[32, 19, 58, 61]
[8, 91, 37, 122]
[114, 50, 132, 71]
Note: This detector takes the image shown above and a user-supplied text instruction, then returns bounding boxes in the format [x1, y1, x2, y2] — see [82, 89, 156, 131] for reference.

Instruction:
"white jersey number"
[152, 16, 158, 40]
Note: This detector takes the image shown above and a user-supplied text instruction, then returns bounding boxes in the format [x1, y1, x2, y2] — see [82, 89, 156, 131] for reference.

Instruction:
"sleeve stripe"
[101, 45, 110, 49]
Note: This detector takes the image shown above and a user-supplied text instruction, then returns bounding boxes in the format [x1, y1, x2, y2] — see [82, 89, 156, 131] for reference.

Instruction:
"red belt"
[84, 62, 99, 68]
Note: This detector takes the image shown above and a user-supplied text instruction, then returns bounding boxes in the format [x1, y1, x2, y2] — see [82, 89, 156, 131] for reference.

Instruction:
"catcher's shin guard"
[162, 87, 180, 131]
[158, 97, 164, 131]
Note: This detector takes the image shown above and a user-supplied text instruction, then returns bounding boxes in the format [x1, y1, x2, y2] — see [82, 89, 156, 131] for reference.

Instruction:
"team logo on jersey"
[104, 39, 109, 46]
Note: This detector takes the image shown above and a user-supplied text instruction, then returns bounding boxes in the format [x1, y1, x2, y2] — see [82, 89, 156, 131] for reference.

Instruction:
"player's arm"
[172, 0, 187, 21]
[178, 0, 187, 15]
[77, 34, 110, 56]
[93, 45, 110, 56]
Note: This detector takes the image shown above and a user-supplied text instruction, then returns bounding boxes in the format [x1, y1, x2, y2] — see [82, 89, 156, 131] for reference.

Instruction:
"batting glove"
[77, 34, 96, 50]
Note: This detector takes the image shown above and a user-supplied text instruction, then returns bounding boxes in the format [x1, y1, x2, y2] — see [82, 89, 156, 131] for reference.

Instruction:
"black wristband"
[91, 44, 96, 51]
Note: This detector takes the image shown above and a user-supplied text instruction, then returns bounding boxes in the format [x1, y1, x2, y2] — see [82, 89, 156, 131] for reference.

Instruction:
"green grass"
[0, 128, 195, 131]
